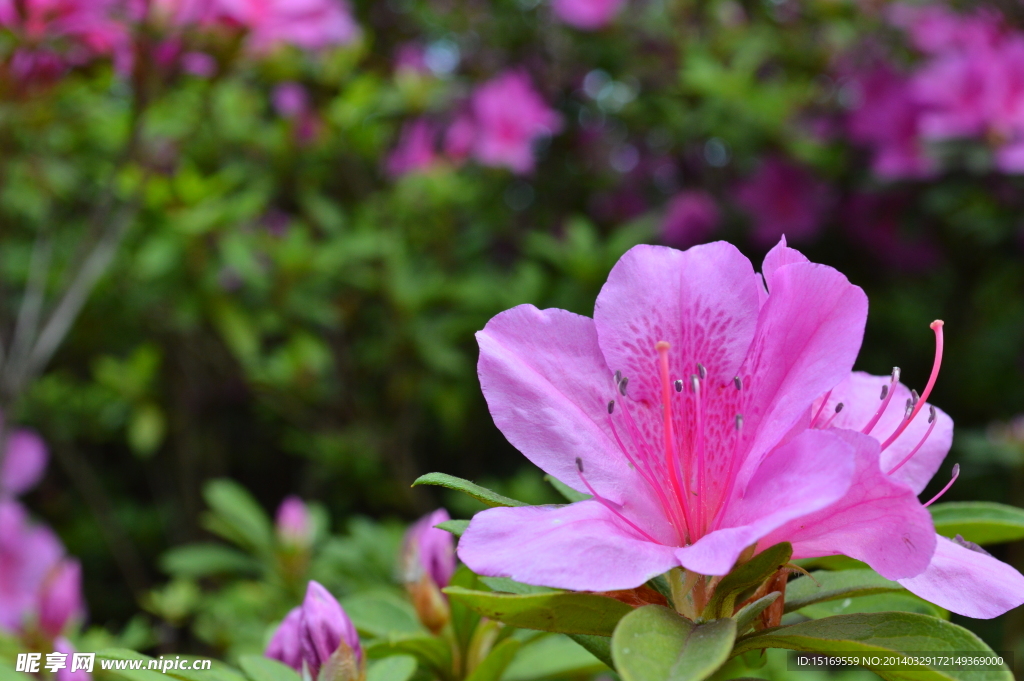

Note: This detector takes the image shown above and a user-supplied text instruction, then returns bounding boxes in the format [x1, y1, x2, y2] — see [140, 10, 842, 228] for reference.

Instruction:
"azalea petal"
[761, 430, 936, 580]
[823, 372, 952, 494]
[736, 261, 868, 488]
[674, 429, 855, 575]
[476, 305, 672, 541]
[593, 242, 759, 403]
[457, 501, 679, 591]
[1, 430, 48, 496]
[760, 236, 809, 290]
[898, 535, 1024, 619]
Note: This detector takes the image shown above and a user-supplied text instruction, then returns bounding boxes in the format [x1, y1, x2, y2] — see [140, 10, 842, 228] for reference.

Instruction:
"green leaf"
[366, 656, 416, 681]
[341, 590, 425, 638]
[465, 638, 521, 681]
[201, 479, 274, 555]
[435, 519, 469, 537]
[159, 543, 263, 578]
[443, 586, 633, 636]
[929, 501, 1024, 545]
[797, 592, 946, 620]
[238, 657, 300, 681]
[612, 606, 737, 681]
[732, 612, 1013, 680]
[478, 577, 557, 595]
[503, 634, 608, 681]
[543, 475, 590, 503]
[734, 592, 779, 633]
[412, 473, 527, 508]
[566, 634, 614, 670]
[705, 542, 792, 619]
[784, 569, 904, 613]
[365, 635, 452, 678]
[448, 566, 488, 657]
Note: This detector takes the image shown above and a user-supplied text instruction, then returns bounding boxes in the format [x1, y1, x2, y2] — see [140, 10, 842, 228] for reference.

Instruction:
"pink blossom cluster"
[0, 429, 87, 677]
[551, 0, 625, 31]
[387, 70, 563, 177]
[734, 156, 833, 245]
[846, 3, 1024, 177]
[0, 0, 359, 79]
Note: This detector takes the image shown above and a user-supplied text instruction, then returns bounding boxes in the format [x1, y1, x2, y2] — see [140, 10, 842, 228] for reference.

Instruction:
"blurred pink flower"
[0, 0, 129, 69]
[181, 51, 216, 76]
[443, 114, 476, 162]
[661, 190, 720, 248]
[401, 509, 456, 589]
[469, 70, 562, 174]
[224, 0, 360, 53]
[845, 64, 935, 179]
[551, 0, 625, 30]
[273, 82, 309, 119]
[394, 42, 427, 75]
[1, 429, 48, 497]
[275, 496, 313, 548]
[734, 156, 832, 246]
[0, 499, 64, 633]
[38, 559, 84, 638]
[54, 637, 91, 681]
[387, 119, 441, 177]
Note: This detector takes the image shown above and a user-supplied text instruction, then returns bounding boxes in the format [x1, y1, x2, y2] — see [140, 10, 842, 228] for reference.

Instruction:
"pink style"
[458, 238, 1024, 619]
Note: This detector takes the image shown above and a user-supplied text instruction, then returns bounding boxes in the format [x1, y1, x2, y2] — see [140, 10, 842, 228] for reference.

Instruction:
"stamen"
[697, 363, 707, 380]
[614, 370, 622, 384]
[886, 406, 937, 476]
[606, 414, 682, 536]
[734, 376, 742, 391]
[607, 400, 615, 414]
[656, 341, 694, 540]
[862, 367, 900, 435]
[881, 322, 944, 451]
[575, 457, 660, 543]
[911, 389, 920, 404]
[735, 414, 743, 431]
[674, 379, 683, 393]
[923, 464, 959, 507]
[810, 389, 833, 428]
[820, 402, 844, 429]
[691, 373, 707, 534]
[618, 376, 629, 396]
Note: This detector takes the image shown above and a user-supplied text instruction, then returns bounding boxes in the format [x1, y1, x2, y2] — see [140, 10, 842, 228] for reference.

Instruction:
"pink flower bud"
[55, 637, 90, 681]
[299, 581, 361, 679]
[266, 606, 303, 670]
[1, 429, 49, 497]
[38, 559, 84, 638]
[402, 509, 456, 589]
[275, 496, 313, 548]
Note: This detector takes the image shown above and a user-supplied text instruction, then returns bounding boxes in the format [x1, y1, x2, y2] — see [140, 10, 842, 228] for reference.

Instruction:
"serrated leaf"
[435, 519, 469, 537]
[366, 656, 416, 681]
[705, 542, 792, 619]
[732, 612, 1012, 680]
[929, 501, 1024, 545]
[612, 606, 736, 681]
[465, 638, 520, 681]
[503, 634, 607, 681]
[412, 473, 526, 508]
[443, 586, 633, 636]
[784, 569, 903, 613]
[238, 656, 300, 681]
[734, 592, 779, 633]
[159, 543, 263, 578]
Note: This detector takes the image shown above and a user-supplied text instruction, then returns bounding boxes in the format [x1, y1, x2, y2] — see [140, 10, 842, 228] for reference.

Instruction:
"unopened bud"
[400, 509, 455, 633]
[266, 607, 303, 671]
[276, 496, 314, 549]
[299, 582, 362, 680]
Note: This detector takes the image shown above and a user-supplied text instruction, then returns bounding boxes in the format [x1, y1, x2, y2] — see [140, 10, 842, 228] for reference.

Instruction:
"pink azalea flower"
[458, 239, 1024, 618]
[551, 0, 625, 31]
[443, 113, 476, 163]
[38, 558, 84, 638]
[1, 429, 48, 497]
[387, 119, 441, 177]
[272, 82, 309, 119]
[660, 190, 720, 249]
[54, 637, 91, 681]
[734, 156, 833, 245]
[468, 70, 562, 174]
[275, 496, 313, 548]
[0, 0, 129, 69]
[219, 0, 360, 53]
[266, 581, 361, 675]
[845, 64, 936, 180]
[266, 606, 303, 670]
[0, 499, 64, 633]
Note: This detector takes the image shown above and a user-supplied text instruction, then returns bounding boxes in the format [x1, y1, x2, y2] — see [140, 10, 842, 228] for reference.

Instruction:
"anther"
[735, 414, 743, 431]
[691, 375, 700, 393]
[892, 366, 901, 382]
[608, 400, 615, 415]
[674, 380, 683, 392]
[734, 376, 742, 391]
[928, 405, 936, 423]
[905, 398, 913, 411]
[697, 363, 707, 380]
[614, 370, 622, 384]
[911, 389, 920, 404]
[880, 385, 889, 400]
[575, 457, 584, 473]
[923, 464, 959, 508]
[835, 403, 844, 413]
[618, 377, 629, 396]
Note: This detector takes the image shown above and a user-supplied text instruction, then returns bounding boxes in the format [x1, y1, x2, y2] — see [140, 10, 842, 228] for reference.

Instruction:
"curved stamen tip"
[880, 384, 889, 400]
[734, 376, 742, 391]
[575, 457, 584, 473]
[607, 400, 615, 415]
[928, 405, 936, 423]
[923, 463, 959, 507]
[835, 402, 844, 413]
[674, 379, 683, 393]
[697, 363, 707, 380]
[618, 377, 629, 396]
